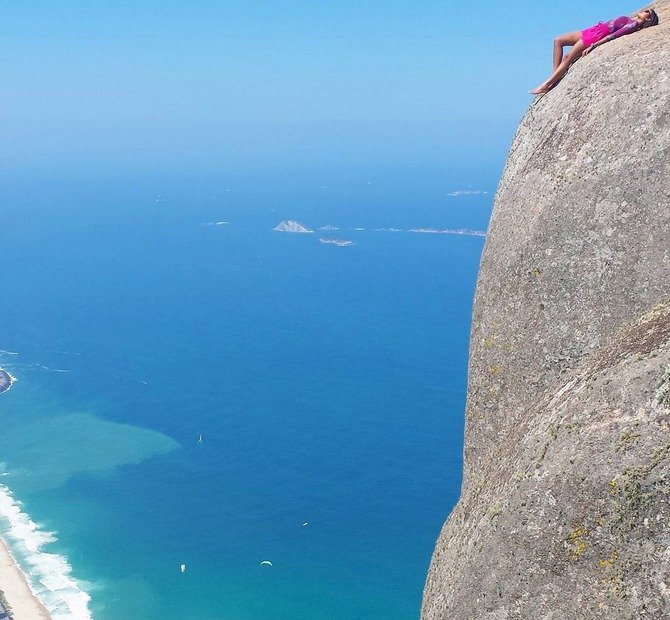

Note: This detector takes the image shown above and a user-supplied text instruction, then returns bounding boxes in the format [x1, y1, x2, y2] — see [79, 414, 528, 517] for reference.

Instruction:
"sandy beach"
[0, 538, 51, 619]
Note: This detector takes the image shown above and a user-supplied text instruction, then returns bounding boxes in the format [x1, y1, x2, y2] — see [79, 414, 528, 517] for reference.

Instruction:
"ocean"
[0, 168, 490, 619]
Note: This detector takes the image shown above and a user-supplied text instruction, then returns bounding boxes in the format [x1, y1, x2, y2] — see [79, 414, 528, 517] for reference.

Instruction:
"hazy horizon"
[1, 0, 636, 178]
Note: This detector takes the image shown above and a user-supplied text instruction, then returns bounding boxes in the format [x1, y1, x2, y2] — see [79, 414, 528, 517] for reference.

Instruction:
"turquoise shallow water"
[0, 170, 489, 618]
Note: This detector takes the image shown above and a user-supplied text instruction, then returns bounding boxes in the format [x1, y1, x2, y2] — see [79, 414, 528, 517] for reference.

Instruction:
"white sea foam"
[0, 484, 92, 619]
[31, 363, 69, 373]
[202, 221, 229, 226]
[0, 350, 18, 356]
[408, 227, 487, 237]
[446, 189, 488, 197]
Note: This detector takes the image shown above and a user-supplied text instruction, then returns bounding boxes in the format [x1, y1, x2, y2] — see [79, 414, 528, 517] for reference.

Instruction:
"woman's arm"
[582, 21, 640, 56]
[600, 20, 640, 43]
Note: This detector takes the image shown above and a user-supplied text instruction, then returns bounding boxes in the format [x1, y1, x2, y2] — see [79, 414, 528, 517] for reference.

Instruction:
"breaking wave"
[0, 484, 92, 619]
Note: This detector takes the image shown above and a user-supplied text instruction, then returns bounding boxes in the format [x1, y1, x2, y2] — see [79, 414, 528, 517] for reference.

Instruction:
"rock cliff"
[423, 3, 670, 618]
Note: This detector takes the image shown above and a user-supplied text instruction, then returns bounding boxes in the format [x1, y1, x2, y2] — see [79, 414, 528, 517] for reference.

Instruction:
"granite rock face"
[423, 3, 670, 618]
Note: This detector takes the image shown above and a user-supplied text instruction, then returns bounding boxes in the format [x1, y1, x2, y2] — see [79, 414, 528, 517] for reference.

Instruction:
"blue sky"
[0, 1, 641, 176]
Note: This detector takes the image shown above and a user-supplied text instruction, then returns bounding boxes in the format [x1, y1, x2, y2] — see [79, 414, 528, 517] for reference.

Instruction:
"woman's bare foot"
[530, 84, 550, 95]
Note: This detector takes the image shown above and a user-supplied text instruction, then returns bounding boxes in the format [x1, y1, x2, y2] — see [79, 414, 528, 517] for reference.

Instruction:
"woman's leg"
[531, 38, 586, 94]
[553, 31, 581, 70]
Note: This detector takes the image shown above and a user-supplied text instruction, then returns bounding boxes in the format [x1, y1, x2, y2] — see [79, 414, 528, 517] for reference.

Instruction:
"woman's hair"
[643, 8, 659, 28]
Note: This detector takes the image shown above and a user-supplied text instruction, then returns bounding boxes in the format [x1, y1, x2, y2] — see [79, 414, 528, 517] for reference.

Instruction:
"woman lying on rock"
[530, 8, 659, 94]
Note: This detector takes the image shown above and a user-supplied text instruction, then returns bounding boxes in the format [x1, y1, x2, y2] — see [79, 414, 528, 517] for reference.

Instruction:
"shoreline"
[0, 481, 92, 620]
[0, 364, 50, 618]
[0, 369, 91, 619]
[0, 538, 51, 619]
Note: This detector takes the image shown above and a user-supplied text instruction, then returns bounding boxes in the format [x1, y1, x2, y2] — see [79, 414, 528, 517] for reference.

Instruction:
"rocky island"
[273, 220, 313, 233]
[0, 369, 15, 394]
[319, 237, 355, 247]
[423, 3, 670, 618]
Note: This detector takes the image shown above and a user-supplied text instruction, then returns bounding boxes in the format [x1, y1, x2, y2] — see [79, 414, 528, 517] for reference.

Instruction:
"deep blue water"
[0, 170, 489, 619]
